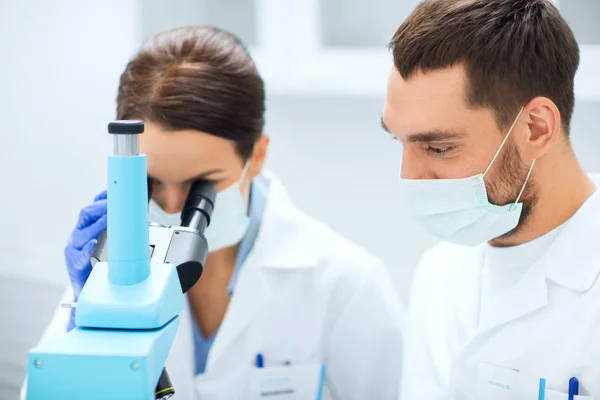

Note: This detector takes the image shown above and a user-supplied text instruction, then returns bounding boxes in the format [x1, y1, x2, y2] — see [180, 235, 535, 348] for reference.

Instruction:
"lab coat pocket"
[476, 362, 545, 399]
[545, 390, 593, 400]
[195, 369, 249, 400]
[246, 362, 327, 400]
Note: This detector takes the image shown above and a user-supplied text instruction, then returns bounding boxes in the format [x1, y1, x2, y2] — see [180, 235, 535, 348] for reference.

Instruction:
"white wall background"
[0, 1, 141, 398]
[1, 0, 599, 398]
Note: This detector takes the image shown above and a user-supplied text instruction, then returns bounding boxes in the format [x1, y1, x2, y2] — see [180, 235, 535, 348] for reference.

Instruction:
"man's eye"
[426, 146, 451, 154]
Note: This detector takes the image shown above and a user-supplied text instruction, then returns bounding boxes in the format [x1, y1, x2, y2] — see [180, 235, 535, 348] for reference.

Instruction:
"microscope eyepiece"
[107, 120, 144, 135]
[180, 180, 217, 233]
[108, 120, 144, 157]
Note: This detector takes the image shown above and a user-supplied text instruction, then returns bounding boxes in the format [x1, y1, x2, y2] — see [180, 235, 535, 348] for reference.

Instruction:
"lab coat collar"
[544, 177, 600, 292]
[207, 252, 273, 368]
[474, 175, 600, 335]
[246, 169, 322, 269]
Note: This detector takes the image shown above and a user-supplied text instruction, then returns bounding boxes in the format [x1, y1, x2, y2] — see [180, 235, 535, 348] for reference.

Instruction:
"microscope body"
[26, 121, 214, 400]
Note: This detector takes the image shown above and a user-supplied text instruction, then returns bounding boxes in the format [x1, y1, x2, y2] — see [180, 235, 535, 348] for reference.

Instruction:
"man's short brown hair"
[389, 0, 580, 134]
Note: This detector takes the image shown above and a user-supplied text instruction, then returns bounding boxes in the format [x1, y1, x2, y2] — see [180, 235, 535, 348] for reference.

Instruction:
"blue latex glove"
[64, 190, 107, 330]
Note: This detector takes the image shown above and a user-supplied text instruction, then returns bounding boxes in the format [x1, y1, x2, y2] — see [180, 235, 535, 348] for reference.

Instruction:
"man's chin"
[487, 199, 535, 247]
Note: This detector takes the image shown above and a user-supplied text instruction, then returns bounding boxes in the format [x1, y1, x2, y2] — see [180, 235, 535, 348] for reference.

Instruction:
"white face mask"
[148, 163, 251, 252]
[398, 107, 535, 246]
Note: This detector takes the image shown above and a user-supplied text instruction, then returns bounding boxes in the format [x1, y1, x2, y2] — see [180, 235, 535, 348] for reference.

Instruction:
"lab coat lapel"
[207, 254, 272, 367]
[475, 259, 548, 336]
[544, 184, 600, 292]
[206, 171, 319, 369]
[453, 247, 484, 339]
[475, 177, 600, 334]
[454, 243, 550, 368]
[448, 238, 549, 342]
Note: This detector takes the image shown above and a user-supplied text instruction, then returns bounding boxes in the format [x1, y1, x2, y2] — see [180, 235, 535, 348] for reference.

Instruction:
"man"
[382, 0, 600, 398]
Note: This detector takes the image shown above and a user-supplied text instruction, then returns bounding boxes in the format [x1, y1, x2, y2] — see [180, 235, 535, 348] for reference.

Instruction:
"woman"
[26, 26, 404, 399]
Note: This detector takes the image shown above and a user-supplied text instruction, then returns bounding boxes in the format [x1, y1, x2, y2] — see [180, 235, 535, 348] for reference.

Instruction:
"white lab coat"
[23, 171, 405, 400]
[401, 174, 600, 400]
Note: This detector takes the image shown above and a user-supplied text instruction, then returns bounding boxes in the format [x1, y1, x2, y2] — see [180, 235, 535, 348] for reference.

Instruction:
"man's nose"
[400, 147, 432, 180]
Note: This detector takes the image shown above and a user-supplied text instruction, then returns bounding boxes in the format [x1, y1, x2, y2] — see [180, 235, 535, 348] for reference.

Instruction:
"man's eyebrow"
[405, 130, 465, 143]
[380, 116, 464, 142]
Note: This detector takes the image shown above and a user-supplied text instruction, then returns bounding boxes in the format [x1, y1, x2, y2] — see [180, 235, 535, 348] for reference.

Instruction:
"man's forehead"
[386, 66, 468, 109]
[384, 66, 473, 138]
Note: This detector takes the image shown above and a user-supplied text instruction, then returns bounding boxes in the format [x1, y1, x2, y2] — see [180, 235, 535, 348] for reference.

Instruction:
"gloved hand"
[64, 190, 107, 330]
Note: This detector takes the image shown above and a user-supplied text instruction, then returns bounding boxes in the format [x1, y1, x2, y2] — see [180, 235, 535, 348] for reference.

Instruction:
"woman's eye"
[148, 177, 162, 187]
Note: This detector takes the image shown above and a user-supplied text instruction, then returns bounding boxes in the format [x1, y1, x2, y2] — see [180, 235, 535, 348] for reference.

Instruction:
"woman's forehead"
[140, 122, 239, 182]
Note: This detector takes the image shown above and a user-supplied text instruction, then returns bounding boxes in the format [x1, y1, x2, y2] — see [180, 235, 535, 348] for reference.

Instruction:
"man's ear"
[247, 135, 270, 180]
[523, 97, 561, 160]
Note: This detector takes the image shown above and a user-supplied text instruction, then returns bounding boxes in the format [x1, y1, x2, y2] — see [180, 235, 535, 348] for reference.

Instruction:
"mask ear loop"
[239, 160, 253, 207]
[483, 106, 525, 178]
[512, 159, 535, 208]
[239, 160, 252, 183]
[398, 158, 403, 178]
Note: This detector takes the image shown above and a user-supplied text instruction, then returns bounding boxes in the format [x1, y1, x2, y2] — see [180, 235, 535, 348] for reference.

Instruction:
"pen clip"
[254, 353, 292, 368]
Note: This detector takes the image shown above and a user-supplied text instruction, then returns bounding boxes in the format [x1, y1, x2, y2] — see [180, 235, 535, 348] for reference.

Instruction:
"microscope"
[26, 121, 216, 399]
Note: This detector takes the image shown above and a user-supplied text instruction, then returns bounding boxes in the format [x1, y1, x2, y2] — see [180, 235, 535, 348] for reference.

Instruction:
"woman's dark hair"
[117, 26, 265, 159]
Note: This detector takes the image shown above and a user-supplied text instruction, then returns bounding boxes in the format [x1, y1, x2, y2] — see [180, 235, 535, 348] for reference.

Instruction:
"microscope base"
[26, 316, 180, 400]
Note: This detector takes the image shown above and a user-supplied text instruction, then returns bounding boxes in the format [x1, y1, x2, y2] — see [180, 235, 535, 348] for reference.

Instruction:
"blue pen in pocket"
[568, 377, 579, 400]
[255, 353, 264, 368]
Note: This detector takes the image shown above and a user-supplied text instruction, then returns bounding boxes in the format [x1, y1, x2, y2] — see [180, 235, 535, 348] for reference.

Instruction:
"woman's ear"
[247, 135, 270, 180]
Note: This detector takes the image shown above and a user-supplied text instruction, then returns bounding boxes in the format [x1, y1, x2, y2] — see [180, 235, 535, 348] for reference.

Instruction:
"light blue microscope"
[26, 121, 216, 399]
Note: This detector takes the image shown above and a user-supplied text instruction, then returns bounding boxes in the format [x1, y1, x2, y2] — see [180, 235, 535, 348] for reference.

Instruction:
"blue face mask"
[398, 107, 535, 246]
[148, 163, 251, 252]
